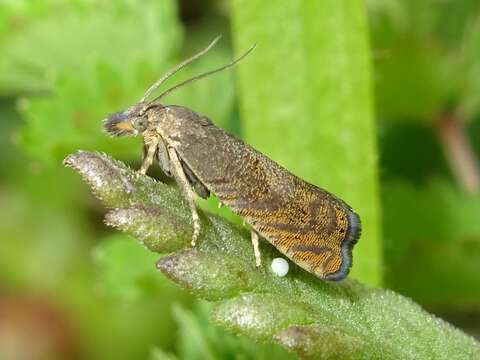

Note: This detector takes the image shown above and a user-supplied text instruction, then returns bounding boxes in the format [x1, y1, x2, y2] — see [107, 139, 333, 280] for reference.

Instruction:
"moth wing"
[249, 184, 360, 281]
[164, 115, 361, 280]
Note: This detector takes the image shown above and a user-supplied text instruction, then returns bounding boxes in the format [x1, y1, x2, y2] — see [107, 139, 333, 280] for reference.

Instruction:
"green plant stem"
[230, 0, 382, 285]
[65, 151, 480, 360]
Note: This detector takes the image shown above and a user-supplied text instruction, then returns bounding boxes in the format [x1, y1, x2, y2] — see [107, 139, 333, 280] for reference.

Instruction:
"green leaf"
[65, 151, 480, 360]
[0, 0, 182, 94]
[5, 0, 234, 166]
[383, 179, 480, 308]
[230, 0, 382, 285]
[152, 302, 295, 360]
[461, 15, 480, 118]
[368, 0, 480, 121]
[151, 348, 179, 360]
[5, 0, 182, 164]
[94, 234, 167, 301]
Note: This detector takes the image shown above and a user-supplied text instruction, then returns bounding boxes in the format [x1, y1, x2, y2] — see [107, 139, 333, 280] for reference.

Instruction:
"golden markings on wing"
[194, 138, 356, 280]
[234, 181, 351, 279]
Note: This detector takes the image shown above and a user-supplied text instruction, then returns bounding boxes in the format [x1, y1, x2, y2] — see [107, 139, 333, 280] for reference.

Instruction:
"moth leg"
[251, 230, 261, 267]
[140, 135, 159, 175]
[168, 146, 200, 246]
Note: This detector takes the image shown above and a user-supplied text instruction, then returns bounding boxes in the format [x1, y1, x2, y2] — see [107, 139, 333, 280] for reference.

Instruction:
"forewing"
[161, 109, 361, 280]
[244, 182, 361, 281]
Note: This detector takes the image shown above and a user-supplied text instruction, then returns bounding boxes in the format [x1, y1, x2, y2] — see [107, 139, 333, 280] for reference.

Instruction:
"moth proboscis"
[103, 35, 361, 281]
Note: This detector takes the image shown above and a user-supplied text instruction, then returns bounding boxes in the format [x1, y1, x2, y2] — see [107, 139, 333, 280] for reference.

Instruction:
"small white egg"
[271, 257, 289, 277]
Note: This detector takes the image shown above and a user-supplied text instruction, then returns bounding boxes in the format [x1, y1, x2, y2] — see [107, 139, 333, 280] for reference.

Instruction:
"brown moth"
[103, 36, 361, 281]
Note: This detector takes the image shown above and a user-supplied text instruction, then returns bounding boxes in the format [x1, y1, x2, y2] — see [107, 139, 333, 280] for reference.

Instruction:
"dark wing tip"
[325, 208, 361, 281]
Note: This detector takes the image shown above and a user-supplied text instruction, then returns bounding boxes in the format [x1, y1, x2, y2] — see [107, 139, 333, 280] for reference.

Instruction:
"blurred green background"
[0, 0, 479, 359]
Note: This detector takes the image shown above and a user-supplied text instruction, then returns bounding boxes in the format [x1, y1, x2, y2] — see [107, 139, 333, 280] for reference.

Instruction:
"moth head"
[103, 102, 149, 137]
[102, 36, 254, 137]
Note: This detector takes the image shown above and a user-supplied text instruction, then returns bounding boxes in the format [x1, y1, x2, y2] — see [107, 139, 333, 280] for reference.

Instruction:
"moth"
[103, 36, 361, 281]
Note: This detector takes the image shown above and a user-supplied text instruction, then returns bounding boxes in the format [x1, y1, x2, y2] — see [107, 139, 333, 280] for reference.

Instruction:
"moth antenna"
[151, 44, 256, 104]
[140, 35, 222, 102]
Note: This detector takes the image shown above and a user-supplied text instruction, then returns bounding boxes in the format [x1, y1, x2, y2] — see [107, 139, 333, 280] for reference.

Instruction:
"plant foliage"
[65, 151, 480, 359]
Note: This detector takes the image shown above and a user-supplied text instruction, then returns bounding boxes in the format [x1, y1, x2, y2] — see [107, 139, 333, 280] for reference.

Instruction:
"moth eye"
[133, 117, 147, 132]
